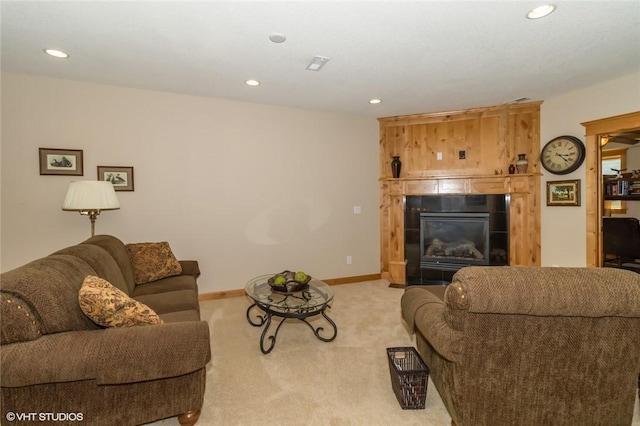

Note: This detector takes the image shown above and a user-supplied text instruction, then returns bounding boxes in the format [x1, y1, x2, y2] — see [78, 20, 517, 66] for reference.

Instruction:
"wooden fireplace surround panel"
[379, 102, 541, 285]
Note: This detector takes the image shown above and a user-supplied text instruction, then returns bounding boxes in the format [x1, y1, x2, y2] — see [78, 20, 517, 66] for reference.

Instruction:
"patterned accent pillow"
[125, 241, 183, 285]
[78, 275, 163, 327]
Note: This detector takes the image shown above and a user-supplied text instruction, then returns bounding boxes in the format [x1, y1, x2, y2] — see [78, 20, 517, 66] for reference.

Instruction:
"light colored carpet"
[151, 279, 640, 426]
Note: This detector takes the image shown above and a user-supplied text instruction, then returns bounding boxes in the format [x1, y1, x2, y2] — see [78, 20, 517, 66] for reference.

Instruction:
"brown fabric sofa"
[1, 235, 211, 426]
[401, 266, 640, 426]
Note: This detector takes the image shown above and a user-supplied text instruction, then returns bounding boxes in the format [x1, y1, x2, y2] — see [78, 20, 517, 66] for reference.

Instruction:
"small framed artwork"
[547, 179, 580, 206]
[97, 166, 134, 191]
[39, 148, 83, 176]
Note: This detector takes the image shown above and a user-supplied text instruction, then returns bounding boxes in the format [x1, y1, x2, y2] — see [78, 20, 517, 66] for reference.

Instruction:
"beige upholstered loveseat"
[401, 266, 640, 426]
[1, 235, 211, 425]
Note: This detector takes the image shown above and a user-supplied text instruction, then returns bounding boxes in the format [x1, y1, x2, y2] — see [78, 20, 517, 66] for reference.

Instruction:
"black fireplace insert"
[420, 212, 490, 270]
[404, 194, 509, 285]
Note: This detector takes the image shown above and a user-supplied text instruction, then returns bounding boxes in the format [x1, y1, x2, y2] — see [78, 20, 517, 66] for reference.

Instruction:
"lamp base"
[79, 210, 101, 236]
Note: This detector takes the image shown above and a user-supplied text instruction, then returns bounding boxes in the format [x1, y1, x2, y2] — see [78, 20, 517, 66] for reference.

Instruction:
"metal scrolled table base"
[246, 303, 338, 354]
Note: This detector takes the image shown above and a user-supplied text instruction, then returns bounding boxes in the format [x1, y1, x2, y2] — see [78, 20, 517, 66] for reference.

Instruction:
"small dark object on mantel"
[391, 156, 402, 178]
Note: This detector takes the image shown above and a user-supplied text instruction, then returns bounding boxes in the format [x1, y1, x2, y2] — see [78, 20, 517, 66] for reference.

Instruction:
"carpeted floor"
[150, 279, 640, 425]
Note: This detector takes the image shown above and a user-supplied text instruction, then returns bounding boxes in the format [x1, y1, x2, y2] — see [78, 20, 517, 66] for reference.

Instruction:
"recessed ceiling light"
[245, 80, 260, 86]
[269, 33, 286, 43]
[369, 99, 382, 105]
[44, 49, 69, 59]
[526, 4, 556, 19]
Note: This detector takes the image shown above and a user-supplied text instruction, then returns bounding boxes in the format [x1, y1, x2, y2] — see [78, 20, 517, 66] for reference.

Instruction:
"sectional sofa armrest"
[401, 287, 443, 331]
[401, 288, 463, 363]
[1, 321, 211, 388]
[179, 260, 201, 277]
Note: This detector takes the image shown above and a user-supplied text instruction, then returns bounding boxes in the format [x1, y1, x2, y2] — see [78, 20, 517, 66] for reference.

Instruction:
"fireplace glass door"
[420, 212, 490, 270]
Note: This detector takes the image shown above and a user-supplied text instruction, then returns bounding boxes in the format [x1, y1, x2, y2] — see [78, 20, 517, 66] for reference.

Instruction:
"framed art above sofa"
[39, 148, 83, 176]
[97, 165, 134, 191]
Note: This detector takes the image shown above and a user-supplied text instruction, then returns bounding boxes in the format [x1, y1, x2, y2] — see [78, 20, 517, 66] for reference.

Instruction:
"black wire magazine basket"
[386, 347, 429, 409]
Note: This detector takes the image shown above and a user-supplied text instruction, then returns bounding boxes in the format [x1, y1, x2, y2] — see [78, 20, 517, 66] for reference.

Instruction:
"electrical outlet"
[353, 206, 361, 214]
[436, 152, 443, 161]
[459, 151, 466, 159]
[346, 256, 352, 265]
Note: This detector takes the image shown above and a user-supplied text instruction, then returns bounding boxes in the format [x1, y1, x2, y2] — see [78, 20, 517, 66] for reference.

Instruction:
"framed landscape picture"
[39, 148, 83, 176]
[97, 166, 134, 191]
[547, 179, 580, 206]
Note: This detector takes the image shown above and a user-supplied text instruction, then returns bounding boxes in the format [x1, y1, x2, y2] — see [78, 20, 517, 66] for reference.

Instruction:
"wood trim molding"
[199, 288, 246, 301]
[378, 100, 543, 124]
[198, 273, 382, 301]
[581, 110, 640, 267]
[582, 111, 640, 137]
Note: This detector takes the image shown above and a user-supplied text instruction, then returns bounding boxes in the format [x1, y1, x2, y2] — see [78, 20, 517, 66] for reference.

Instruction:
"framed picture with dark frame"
[39, 148, 83, 176]
[97, 166, 135, 191]
[547, 179, 580, 206]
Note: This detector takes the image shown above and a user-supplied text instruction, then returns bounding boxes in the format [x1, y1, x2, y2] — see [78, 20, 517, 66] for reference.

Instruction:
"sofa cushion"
[125, 242, 183, 285]
[78, 276, 163, 327]
[158, 309, 201, 323]
[134, 290, 200, 315]
[81, 235, 137, 294]
[54, 244, 130, 294]
[131, 274, 198, 297]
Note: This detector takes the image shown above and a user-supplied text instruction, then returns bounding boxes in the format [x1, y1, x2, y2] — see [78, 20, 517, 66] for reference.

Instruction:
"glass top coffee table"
[245, 274, 337, 354]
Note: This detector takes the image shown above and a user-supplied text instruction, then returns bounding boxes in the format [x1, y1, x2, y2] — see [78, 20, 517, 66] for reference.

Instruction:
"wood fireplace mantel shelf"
[382, 173, 539, 180]
[382, 174, 541, 196]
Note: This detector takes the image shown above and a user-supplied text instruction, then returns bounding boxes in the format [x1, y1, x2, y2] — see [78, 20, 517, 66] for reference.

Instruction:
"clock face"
[540, 135, 586, 175]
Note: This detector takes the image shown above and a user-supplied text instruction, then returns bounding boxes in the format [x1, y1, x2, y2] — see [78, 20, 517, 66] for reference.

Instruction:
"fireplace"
[420, 213, 489, 270]
[405, 194, 509, 285]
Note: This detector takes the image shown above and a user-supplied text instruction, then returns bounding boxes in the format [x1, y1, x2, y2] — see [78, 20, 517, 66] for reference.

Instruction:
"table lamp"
[62, 181, 120, 236]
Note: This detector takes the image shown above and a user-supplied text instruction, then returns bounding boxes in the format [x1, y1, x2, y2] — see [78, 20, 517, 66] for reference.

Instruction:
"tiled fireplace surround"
[380, 174, 541, 286]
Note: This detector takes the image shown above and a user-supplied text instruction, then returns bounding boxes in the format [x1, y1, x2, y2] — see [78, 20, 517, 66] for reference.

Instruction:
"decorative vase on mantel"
[391, 156, 402, 178]
[515, 154, 528, 174]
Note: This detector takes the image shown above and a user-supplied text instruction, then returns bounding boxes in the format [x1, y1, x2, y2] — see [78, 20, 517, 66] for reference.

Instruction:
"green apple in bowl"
[272, 275, 287, 286]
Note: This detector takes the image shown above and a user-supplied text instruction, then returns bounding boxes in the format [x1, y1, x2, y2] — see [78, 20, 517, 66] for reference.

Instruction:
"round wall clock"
[540, 135, 586, 174]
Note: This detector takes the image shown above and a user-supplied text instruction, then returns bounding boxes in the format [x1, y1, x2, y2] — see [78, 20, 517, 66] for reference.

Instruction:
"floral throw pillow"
[78, 275, 163, 327]
[125, 241, 182, 285]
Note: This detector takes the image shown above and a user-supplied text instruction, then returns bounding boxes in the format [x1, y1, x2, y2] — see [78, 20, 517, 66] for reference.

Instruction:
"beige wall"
[1, 73, 380, 292]
[3, 71, 639, 288]
[540, 70, 640, 266]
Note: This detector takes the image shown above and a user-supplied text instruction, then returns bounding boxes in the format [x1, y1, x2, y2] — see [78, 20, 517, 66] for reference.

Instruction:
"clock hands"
[555, 152, 571, 163]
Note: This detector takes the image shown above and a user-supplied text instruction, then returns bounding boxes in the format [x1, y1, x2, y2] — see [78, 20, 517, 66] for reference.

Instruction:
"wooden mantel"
[379, 102, 542, 284]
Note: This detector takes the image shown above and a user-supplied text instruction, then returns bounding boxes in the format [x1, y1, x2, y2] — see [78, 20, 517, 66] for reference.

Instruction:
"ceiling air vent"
[305, 56, 330, 71]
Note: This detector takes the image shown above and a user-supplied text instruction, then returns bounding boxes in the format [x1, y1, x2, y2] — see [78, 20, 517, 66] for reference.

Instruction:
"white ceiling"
[2, 1, 639, 118]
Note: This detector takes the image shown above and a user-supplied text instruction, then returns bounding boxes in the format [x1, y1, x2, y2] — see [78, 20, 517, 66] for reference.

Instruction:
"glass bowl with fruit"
[268, 270, 311, 293]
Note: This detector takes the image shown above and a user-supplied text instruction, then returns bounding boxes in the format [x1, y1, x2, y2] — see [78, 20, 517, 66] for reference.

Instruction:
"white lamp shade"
[62, 181, 120, 211]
